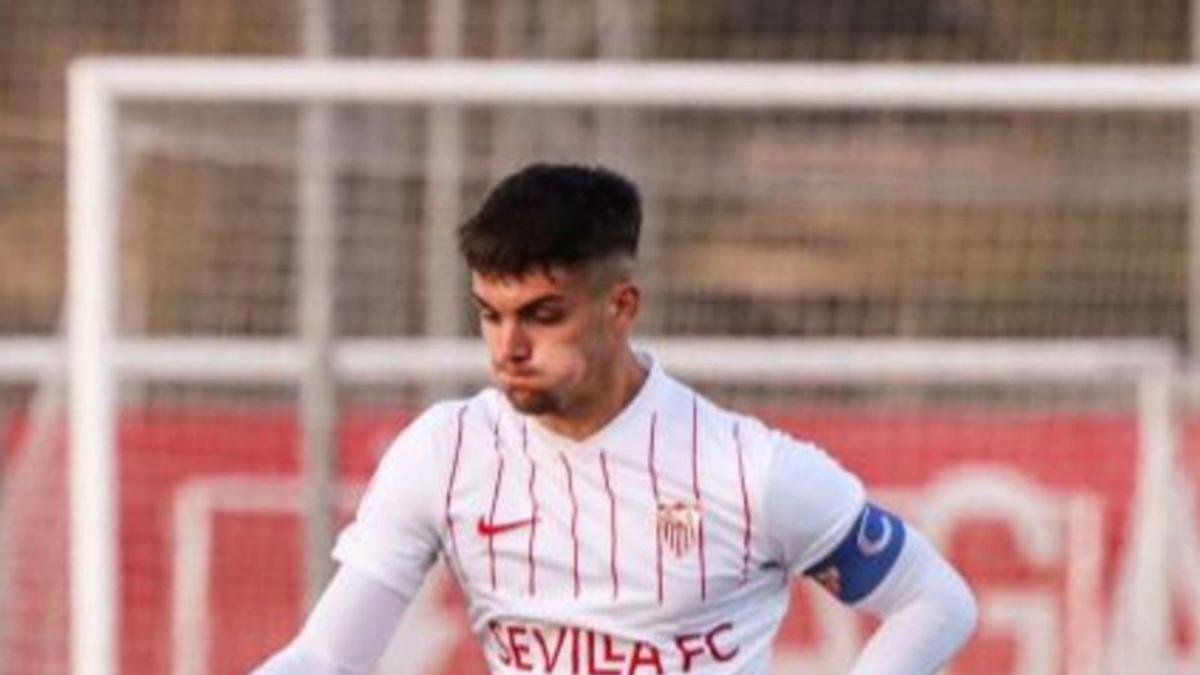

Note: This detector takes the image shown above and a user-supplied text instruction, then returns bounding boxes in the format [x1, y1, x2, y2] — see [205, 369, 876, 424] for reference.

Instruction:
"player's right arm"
[252, 403, 460, 674]
[253, 565, 411, 674]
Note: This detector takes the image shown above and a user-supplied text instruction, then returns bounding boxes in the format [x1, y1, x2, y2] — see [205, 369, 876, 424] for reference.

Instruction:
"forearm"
[849, 530, 977, 675]
[253, 565, 412, 674]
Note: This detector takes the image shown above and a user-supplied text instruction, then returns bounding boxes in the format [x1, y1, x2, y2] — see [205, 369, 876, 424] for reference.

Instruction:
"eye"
[477, 307, 500, 324]
[529, 307, 566, 325]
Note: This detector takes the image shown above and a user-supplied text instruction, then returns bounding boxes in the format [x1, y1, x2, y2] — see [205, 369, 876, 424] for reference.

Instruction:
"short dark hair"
[458, 163, 641, 276]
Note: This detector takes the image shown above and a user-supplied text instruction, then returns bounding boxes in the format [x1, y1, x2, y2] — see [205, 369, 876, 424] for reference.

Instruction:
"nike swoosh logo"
[477, 516, 538, 537]
[856, 507, 893, 557]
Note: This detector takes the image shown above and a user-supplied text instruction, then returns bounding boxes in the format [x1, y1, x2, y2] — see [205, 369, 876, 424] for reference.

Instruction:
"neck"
[537, 346, 648, 441]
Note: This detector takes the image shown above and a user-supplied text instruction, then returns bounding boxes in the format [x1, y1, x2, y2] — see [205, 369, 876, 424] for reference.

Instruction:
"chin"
[504, 387, 559, 416]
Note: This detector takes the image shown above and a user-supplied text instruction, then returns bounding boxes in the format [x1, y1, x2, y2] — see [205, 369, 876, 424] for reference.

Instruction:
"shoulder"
[374, 390, 503, 475]
[654, 369, 744, 436]
[654, 369, 819, 467]
[770, 436, 863, 506]
[755, 422, 866, 573]
[657, 371, 851, 498]
[687, 396, 856, 492]
[392, 399, 464, 450]
[403, 388, 507, 442]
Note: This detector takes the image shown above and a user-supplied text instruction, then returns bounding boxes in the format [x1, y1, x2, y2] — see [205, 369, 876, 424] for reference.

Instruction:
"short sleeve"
[332, 403, 456, 599]
[762, 429, 866, 575]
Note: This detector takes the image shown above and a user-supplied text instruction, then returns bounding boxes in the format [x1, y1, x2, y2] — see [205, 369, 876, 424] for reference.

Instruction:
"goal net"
[14, 59, 1194, 675]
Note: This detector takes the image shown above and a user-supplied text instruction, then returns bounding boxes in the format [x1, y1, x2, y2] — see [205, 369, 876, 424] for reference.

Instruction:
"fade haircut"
[458, 163, 641, 278]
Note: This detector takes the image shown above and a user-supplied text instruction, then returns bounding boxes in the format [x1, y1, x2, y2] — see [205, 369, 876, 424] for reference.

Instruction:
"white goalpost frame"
[63, 58, 1193, 675]
[170, 476, 367, 675]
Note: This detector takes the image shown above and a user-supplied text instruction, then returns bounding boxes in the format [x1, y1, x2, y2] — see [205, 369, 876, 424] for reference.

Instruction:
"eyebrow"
[470, 292, 567, 315]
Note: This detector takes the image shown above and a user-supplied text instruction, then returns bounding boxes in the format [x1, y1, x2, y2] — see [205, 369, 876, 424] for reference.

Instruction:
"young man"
[256, 164, 976, 674]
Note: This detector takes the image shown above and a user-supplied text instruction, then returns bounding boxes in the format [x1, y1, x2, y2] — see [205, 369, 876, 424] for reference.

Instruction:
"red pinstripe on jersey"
[521, 420, 538, 596]
[486, 418, 505, 590]
[445, 404, 469, 584]
[560, 454, 581, 598]
[734, 421, 752, 583]
[692, 396, 707, 601]
[600, 450, 619, 599]
[647, 412, 663, 604]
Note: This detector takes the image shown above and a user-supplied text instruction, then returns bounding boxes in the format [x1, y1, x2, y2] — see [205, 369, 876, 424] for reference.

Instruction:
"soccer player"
[255, 164, 977, 674]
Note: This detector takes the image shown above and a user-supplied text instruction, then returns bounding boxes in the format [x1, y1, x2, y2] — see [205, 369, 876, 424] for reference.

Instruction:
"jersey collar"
[519, 351, 664, 459]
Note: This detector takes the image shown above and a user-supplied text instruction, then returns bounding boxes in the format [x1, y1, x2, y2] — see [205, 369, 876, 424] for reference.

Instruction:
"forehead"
[471, 267, 586, 306]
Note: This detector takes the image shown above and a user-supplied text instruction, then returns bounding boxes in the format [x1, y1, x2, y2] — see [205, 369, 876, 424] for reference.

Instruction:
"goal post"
[65, 58, 1192, 675]
[68, 59, 1200, 108]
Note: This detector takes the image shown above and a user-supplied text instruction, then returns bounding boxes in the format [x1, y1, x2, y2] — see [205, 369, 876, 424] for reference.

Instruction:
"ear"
[609, 280, 641, 329]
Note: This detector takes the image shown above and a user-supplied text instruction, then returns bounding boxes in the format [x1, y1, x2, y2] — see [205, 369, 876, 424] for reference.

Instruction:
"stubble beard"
[504, 385, 562, 416]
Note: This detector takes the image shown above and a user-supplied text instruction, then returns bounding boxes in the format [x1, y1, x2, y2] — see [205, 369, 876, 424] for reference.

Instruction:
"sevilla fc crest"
[656, 500, 702, 557]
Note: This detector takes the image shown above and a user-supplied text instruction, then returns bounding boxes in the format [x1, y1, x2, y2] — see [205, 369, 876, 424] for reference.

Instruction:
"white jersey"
[333, 354, 866, 674]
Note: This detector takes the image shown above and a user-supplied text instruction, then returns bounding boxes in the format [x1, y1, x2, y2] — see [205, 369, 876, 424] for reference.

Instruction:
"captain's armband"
[804, 502, 906, 604]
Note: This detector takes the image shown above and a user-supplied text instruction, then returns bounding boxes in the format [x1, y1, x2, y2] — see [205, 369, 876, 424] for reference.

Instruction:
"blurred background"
[2, 1, 1199, 674]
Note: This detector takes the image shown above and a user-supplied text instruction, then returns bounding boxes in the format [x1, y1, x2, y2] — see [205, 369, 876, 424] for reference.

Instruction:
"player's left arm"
[762, 428, 976, 675]
[803, 503, 977, 675]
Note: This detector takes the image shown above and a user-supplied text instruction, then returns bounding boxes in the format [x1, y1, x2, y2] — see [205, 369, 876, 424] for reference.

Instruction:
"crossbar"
[72, 59, 1200, 110]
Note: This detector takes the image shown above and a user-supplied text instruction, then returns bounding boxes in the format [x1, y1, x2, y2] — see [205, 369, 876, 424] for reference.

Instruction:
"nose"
[496, 319, 531, 365]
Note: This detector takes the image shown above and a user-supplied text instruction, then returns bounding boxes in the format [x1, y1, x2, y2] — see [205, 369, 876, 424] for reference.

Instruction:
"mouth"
[495, 371, 539, 388]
